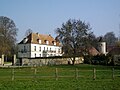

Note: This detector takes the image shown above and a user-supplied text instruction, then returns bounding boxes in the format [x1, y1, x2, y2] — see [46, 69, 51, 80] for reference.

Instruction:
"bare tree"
[0, 16, 18, 56]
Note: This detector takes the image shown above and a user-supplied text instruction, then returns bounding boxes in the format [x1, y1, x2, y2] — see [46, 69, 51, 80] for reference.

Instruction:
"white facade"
[18, 43, 62, 58]
[18, 33, 62, 58]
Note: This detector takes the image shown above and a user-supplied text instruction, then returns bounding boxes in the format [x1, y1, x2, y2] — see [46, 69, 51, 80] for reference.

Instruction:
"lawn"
[0, 64, 120, 90]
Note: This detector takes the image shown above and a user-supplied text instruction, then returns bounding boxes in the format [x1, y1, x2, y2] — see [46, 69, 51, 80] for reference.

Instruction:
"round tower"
[99, 42, 106, 54]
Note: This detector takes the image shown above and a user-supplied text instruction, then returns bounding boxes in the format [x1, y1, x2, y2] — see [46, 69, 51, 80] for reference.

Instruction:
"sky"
[0, 0, 120, 42]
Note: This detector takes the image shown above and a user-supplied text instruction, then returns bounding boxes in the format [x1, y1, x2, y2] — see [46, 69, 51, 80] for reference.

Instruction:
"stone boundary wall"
[17, 57, 84, 66]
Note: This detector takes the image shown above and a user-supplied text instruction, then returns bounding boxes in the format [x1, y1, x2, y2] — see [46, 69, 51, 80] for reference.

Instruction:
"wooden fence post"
[93, 68, 96, 80]
[12, 68, 14, 81]
[75, 68, 78, 80]
[55, 68, 58, 80]
[34, 66, 37, 79]
[112, 68, 114, 80]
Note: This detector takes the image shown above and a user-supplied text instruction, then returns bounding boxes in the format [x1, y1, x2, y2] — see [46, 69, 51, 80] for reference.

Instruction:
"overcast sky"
[0, 0, 120, 42]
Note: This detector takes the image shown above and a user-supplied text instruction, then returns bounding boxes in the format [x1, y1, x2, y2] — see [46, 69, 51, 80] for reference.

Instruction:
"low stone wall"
[17, 57, 84, 66]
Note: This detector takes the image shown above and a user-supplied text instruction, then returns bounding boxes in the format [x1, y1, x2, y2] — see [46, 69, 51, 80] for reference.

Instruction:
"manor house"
[18, 33, 62, 58]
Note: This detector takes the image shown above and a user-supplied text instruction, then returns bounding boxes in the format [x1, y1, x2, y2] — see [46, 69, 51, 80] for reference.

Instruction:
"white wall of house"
[18, 43, 62, 58]
[31, 44, 62, 58]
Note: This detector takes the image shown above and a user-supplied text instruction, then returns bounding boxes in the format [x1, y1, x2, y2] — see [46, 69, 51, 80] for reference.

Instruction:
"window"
[55, 48, 56, 53]
[58, 49, 61, 53]
[50, 48, 51, 51]
[52, 41, 56, 45]
[23, 46, 27, 52]
[24, 46, 26, 52]
[35, 53, 36, 57]
[23, 38, 28, 43]
[39, 40, 41, 44]
[39, 54, 41, 57]
[44, 47, 45, 50]
[54, 42, 56, 45]
[46, 41, 49, 44]
[47, 47, 48, 51]
[37, 39, 41, 44]
[34, 46, 36, 51]
[39, 47, 41, 51]
[45, 40, 49, 45]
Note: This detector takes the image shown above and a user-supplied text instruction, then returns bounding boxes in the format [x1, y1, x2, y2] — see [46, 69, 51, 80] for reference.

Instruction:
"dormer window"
[37, 39, 41, 44]
[45, 40, 49, 45]
[39, 40, 41, 44]
[46, 41, 49, 44]
[23, 38, 28, 43]
[52, 41, 56, 45]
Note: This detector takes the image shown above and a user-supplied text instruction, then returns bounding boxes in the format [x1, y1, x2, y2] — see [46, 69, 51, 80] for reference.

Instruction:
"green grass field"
[0, 64, 120, 90]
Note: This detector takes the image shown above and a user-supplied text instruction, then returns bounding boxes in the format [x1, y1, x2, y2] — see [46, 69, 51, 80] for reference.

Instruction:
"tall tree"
[56, 19, 94, 64]
[103, 32, 117, 46]
[0, 16, 18, 56]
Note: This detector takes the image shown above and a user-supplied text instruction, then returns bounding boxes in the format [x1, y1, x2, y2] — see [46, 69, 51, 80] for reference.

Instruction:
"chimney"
[36, 32, 39, 35]
[36, 32, 39, 37]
